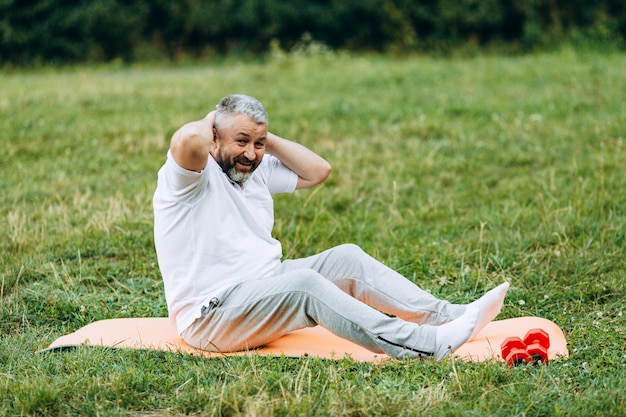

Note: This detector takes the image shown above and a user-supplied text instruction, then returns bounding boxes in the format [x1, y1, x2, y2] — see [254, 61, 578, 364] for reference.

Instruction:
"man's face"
[211, 113, 267, 184]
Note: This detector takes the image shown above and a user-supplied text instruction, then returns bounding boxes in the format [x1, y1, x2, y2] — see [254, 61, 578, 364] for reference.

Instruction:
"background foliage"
[1, 49, 625, 415]
[1, 0, 625, 65]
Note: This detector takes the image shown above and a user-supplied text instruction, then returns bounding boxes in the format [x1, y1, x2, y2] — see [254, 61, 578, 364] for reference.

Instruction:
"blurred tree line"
[1, 0, 624, 65]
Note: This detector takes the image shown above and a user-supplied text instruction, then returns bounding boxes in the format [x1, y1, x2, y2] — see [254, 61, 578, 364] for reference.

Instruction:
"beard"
[215, 153, 260, 184]
[226, 166, 253, 183]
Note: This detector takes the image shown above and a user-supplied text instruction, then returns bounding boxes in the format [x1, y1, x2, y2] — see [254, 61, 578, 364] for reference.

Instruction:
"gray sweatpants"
[181, 243, 466, 359]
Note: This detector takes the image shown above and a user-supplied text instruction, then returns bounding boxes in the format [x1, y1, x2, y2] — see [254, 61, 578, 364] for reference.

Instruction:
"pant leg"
[181, 268, 438, 359]
[279, 243, 465, 325]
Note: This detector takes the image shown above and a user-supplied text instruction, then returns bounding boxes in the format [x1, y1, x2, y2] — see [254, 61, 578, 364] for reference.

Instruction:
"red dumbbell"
[501, 337, 532, 366]
[523, 328, 550, 364]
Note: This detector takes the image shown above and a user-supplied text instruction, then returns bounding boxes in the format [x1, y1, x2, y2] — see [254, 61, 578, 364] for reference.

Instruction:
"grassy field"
[1, 48, 625, 416]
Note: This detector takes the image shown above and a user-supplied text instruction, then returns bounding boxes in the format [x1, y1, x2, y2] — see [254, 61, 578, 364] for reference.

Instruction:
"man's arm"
[170, 111, 216, 172]
[265, 132, 331, 190]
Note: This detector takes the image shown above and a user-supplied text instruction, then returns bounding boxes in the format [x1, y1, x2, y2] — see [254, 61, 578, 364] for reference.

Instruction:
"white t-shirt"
[153, 151, 298, 334]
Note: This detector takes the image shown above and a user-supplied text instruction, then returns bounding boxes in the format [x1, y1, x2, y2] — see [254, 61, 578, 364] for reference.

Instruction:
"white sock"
[467, 282, 510, 340]
[434, 306, 479, 361]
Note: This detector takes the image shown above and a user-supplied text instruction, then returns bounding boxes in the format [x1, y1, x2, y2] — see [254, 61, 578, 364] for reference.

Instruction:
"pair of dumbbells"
[500, 328, 550, 366]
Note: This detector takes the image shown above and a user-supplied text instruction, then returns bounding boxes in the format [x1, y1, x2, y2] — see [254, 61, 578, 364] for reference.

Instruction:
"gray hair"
[215, 94, 268, 130]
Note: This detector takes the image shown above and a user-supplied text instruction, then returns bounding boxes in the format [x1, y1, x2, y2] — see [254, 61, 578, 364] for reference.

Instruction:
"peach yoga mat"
[41, 316, 568, 363]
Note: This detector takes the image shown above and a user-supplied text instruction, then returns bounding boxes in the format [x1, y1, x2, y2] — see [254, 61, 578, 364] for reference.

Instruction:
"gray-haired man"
[153, 94, 509, 360]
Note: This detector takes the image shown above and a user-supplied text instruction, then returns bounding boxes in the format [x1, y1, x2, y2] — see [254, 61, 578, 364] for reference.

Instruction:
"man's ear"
[210, 128, 218, 151]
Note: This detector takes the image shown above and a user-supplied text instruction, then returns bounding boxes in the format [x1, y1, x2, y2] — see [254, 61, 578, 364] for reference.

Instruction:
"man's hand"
[265, 133, 331, 189]
[204, 109, 217, 121]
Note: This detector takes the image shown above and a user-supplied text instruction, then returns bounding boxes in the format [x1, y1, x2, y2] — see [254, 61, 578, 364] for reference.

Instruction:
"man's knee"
[286, 268, 334, 293]
[327, 243, 372, 270]
[332, 243, 366, 259]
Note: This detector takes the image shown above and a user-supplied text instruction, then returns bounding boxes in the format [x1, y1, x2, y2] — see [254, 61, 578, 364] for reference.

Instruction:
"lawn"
[1, 48, 625, 416]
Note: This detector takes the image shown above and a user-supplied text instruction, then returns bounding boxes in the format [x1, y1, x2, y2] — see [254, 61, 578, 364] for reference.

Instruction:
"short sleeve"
[264, 155, 298, 195]
[156, 150, 206, 203]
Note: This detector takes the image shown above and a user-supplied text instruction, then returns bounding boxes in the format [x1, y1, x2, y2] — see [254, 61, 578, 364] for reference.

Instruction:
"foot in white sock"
[434, 306, 479, 361]
[467, 282, 510, 340]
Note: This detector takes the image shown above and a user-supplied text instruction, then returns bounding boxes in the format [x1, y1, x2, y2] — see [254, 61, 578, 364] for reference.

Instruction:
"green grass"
[1, 48, 625, 416]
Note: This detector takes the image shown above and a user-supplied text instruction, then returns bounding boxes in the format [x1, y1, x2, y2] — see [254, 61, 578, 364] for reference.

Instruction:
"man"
[153, 94, 509, 360]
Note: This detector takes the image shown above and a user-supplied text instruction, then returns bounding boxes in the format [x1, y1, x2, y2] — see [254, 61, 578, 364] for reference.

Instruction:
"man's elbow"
[318, 160, 332, 184]
[297, 161, 332, 190]
[170, 129, 210, 172]
[310, 159, 332, 186]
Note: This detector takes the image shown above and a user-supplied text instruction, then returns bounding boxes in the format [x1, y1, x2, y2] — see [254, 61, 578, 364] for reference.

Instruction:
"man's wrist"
[265, 132, 279, 153]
